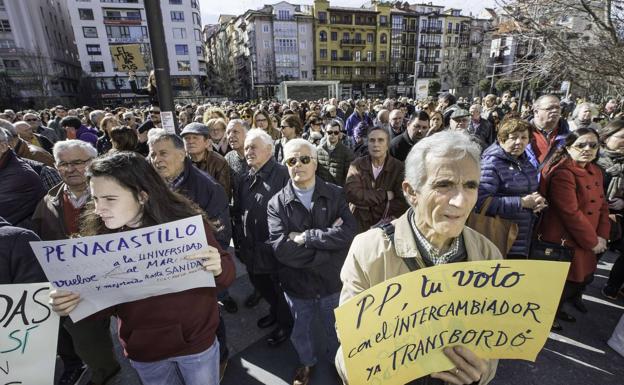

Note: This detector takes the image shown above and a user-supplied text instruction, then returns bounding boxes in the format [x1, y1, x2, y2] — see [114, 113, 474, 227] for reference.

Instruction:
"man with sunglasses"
[24, 112, 58, 144]
[267, 138, 357, 385]
[316, 120, 354, 187]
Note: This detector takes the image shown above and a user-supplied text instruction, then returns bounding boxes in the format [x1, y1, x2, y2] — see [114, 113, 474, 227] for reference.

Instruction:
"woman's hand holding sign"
[430, 346, 489, 385]
[186, 245, 222, 276]
[49, 290, 81, 316]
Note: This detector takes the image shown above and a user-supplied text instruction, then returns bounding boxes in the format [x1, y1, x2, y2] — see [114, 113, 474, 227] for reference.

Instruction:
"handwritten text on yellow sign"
[335, 260, 569, 385]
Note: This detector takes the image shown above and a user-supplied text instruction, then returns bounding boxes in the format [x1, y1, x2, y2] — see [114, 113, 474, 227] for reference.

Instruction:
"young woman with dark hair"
[49, 151, 235, 385]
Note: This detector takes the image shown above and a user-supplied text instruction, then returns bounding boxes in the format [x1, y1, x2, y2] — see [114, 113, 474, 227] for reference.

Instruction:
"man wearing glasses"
[316, 120, 354, 187]
[529, 94, 571, 164]
[23, 112, 58, 144]
[32, 139, 121, 385]
[268, 138, 356, 385]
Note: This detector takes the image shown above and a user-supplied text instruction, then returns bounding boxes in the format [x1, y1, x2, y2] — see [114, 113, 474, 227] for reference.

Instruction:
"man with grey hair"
[569, 102, 600, 131]
[238, 129, 293, 346]
[268, 138, 357, 385]
[31, 139, 121, 385]
[0, 127, 46, 227]
[529, 94, 570, 164]
[336, 131, 502, 385]
[23, 112, 58, 144]
[15, 120, 54, 154]
[89, 110, 106, 131]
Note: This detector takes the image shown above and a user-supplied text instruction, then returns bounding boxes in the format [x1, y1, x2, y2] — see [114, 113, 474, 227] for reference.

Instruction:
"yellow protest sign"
[335, 260, 569, 385]
[110, 44, 146, 71]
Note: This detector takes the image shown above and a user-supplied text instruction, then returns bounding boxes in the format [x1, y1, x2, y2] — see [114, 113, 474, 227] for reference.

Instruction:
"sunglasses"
[327, 131, 341, 136]
[242, 115, 251, 119]
[573, 142, 599, 149]
[25, 118, 38, 122]
[150, 111, 160, 114]
[285, 155, 313, 167]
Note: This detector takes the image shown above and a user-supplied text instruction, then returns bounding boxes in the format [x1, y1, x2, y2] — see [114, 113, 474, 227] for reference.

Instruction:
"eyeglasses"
[280, 125, 291, 130]
[25, 118, 38, 122]
[242, 115, 251, 119]
[285, 155, 313, 167]
[327, 131, 341, 136]
[56, 159, 92, 170]
[149, 111, 160, 115]
[573, 142, 599, 150]
[312, 121, 321, 125]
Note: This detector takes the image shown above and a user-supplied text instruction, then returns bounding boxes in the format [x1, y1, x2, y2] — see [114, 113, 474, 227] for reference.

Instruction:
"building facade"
[67, 0, 206, 106]
[312, 0, 392, 99]
[0, 0, 81, 109]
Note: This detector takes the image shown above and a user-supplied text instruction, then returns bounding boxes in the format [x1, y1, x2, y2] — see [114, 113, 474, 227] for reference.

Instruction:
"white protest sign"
[0, 283, 59, 385]
[161, 111, 176, 133]
[30, 215, 213, 322]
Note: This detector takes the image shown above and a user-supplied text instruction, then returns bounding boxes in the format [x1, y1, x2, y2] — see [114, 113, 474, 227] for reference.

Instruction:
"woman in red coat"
[537, 127, 610, 330]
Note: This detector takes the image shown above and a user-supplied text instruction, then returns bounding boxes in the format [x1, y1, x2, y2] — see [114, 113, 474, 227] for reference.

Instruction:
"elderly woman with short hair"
[568, 102, 601, 131]
[476, 118, 546, 258]
[337, 130, 501, 384]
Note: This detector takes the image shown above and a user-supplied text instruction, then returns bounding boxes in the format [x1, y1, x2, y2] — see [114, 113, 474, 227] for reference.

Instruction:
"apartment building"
[0, 0, 81, 108]
[67, 0, 206, 105]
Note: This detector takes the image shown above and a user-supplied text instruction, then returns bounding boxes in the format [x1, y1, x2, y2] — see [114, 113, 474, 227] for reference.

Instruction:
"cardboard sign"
[0, 283, 59, 385]
[110, 44, 146, 71]
[30, 216, 213, 321]
[335, 260, 569, 385]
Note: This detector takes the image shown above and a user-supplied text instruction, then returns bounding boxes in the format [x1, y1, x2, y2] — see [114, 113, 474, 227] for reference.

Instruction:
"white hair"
[226, 118, 248, 133]
[283, 138, 318, 161]
[0, 119, 16, 137]
[404, 131, 481, 192]
[53, 139, 98, 163]
[0, 128, 8, 143]
[89, 110, 106, 125]
[571, 102, 598, 120]
[245, 128, 274, 152]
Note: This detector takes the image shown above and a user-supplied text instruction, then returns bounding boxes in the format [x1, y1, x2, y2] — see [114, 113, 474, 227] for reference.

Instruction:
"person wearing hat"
[451, 108, 489, 151]
[180, 122, 231, 200]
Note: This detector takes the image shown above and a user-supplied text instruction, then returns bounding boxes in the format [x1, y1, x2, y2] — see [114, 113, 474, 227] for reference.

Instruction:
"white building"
[67, 0, 206, 105]
[0, 0, 81, 108]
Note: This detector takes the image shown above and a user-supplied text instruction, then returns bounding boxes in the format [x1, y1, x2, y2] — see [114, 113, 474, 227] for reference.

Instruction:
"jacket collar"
[283, 176, 330, 205]
[393, 209, 488, 267]
[251, 157, 277, 179]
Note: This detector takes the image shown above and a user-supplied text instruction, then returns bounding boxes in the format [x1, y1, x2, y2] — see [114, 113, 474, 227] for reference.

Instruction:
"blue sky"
[199, 0, 498, 25]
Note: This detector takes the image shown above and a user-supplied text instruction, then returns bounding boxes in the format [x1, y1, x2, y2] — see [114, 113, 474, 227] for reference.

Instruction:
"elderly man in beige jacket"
[337, 130, 502, 385]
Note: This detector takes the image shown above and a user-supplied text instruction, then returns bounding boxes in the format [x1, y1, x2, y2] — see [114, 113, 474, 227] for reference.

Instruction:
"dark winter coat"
[267, 178, 357, 298]
[344, 155, 408, 232]
[476, 143, 539, 257]
[0, 150, 46, 227]
[0, 217, 47, 284]
[316, 141, 354, 187]
[172, 158, 231, 250]
[389, 130, 415, 162]
[238, 158, 289, 273]
[537, 158, 610, 282]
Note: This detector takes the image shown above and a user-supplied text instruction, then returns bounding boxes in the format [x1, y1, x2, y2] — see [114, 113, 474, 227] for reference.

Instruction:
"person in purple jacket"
[475, 118, 547, 259]
[60, 116, 99, 148]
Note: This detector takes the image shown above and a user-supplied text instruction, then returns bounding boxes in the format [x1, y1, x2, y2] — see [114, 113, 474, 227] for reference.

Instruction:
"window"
[194, 29, 201, 41]
[173, 28, 187, 39]
[264, 40, 270, 48]
[380, 15, 388, 25]
[330, 32, 337, 41]
[278, 10, 290, 20]
[319, 31, 327, 42]
[0, 19, 11, 32]
[0, 39, 15, 48]
[3, 59, 20, 69]
[380, 51, 386, 60]
[367, 33, 374, 43]
[331, 67, 338, 75]
[82, 26, 98, 38]
[354, 67, 360, 76]
[320, 49, 327, 59]
[79, 9, 94, 20]
[367, 51, 373, 61]
[355, 33, 361, 42]
[86, 44, 101, 55]
[193, 13, 201, 26]
[106, 25, 147, 39]
[169, 0, 182, 4]
[321, 66, 328, 75]
[301, 70, 307, 78]
[355, 51, 361, 62]
[175, 44, 189, 55]
[380, 33, 387, 44]
[300, 41, 306, 49]
[196, 46, 203, 55]
[171, 11, 184, 22]
[300, 25, 306, 33]
[0, 0, 5, 11]
[177, 60, 191, 71]
[331, 50, 337, 61]
[318, 11, 327, 24]
[448, 22, 452, 33]
[342, 32, 349, 41]
[89, 61, 104, 72]
[263, 24, 269, 33]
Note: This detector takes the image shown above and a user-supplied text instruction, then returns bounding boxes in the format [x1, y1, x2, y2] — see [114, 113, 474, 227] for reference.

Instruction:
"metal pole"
[413, 61, 418, 98]
[489, 63, 497, 93]
[143, 0, 178, 133]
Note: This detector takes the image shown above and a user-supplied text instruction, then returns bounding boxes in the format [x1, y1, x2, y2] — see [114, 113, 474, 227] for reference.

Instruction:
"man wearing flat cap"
[450, 109, 488, 151]
[181, 122, 231, 199]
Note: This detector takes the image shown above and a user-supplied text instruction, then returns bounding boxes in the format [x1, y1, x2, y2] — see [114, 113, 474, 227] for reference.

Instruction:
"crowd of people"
[1, 90, 624, 385]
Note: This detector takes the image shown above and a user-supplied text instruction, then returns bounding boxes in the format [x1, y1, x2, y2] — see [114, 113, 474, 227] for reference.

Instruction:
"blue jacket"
[476, 143, 539, 257]
[344, 111, 372, 137]
[267, 177, 357, 298]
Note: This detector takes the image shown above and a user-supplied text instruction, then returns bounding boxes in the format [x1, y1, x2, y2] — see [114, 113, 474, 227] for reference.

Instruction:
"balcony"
[340, 39, 366, 47]
[339, 55, 354, 61]
[103, 16, 142, 25]
[422, 57, 441, 63]
[421, 42, 441, 48]
[420, 26, 443, 34]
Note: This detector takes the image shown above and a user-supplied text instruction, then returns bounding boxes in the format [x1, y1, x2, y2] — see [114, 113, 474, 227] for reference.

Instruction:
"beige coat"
[336, 210, 502, 385]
